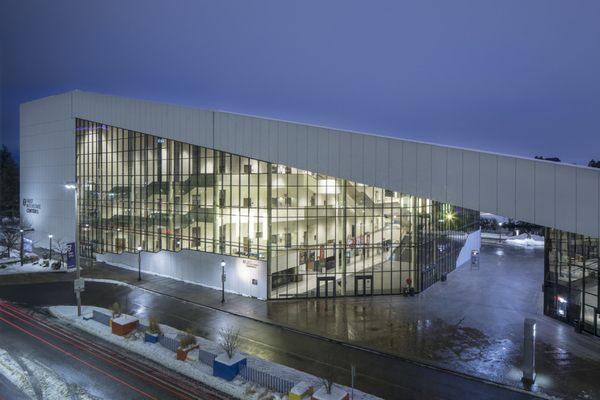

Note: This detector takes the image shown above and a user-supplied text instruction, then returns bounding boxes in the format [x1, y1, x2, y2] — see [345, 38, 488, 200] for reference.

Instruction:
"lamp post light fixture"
[65, 181, 83, 316]
[137, 246, 142, 281]
[48, 234, 53, 261]
[221, 259, 226, 303]
[19, 229, 24, 266]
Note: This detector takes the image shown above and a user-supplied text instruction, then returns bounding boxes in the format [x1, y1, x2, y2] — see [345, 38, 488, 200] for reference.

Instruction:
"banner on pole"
[23, 237, 33, 253]
[66, 242, 76, 269]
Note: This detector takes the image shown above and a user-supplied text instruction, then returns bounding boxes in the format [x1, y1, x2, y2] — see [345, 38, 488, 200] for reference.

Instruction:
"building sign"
[23, 238, 33, 253]
[243, 259, 259, 268]
[22, 198, 41, 214]
[66, 242, 76, 269]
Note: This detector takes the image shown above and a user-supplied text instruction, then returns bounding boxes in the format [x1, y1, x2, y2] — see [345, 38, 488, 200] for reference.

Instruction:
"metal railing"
[159, 334, 180, 352]
[197, 348, 217, 366]
[239, 364, 295, 394]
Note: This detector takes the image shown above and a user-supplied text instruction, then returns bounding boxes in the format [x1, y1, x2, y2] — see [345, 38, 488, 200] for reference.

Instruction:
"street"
[0, 301, 231, 400]
[0, 282, 539, 400]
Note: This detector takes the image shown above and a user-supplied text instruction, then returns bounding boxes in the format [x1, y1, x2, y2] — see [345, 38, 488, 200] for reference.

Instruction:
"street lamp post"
[48, 234, 53, 261]
[221, 260, 226, 303]
[65, 182, 82, 317]
[137, 246, 142, 281]
[19, 229, 24, 266]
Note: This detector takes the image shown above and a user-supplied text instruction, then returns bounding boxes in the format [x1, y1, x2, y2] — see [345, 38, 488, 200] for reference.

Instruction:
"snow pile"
[0, 347, 98, 400]
[0, 348, 36, 398]
[480, 213, 509, 224]
[504, 233, 544, 247]
[0, 260, 68, 276]
[49, 306, 380, 400]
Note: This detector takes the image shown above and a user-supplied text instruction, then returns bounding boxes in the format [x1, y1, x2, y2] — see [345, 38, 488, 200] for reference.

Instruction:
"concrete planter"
[312, 386, 349, 400]
[144, 332, 160, 343]
[110, 315, 139, 336]
[213, 353, 246, 381]
[176, 344, 199, 361]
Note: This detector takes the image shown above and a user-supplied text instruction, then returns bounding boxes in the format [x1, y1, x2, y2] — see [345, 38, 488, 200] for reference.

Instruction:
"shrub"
[179, 328, 197, 349]
[110, 302, 121, 318]
[147, 316, 161, 335]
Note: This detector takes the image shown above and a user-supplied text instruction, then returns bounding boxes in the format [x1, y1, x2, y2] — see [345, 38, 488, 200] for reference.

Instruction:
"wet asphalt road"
[0, 302, 230, 400]
[0, 282, 540, 400]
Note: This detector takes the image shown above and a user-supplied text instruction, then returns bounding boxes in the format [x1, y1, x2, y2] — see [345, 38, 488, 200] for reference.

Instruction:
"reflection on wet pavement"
[2, 243, 600, 398]
[261, 244, 600, 399]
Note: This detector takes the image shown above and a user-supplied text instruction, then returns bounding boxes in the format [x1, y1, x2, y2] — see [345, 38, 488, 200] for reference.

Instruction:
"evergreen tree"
[588, 159, 600, 168]
[0, 146, 19, 217]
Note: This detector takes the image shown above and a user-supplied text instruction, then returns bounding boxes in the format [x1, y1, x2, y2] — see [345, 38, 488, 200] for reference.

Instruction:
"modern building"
[19, 91, 600, 335]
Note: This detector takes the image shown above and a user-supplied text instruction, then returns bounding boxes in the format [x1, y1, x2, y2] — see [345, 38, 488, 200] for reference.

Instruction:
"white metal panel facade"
[20, 93, 76, 248]
[20, 90, 600, 239]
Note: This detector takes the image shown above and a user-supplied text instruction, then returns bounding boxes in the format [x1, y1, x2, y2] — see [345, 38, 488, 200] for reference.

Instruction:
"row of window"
[76, 119, 479, 298]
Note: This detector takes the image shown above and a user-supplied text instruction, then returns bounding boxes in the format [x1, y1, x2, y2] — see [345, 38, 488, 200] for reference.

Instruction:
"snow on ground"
[83, 278, 132, 287]
[0, 347, 99, 400]
[0, 348, 36, 398]
[50, 305, 380, 400]
[504, 233, 544, 247]
[0, 260, 68, 276]
[480, 213, 510, 224]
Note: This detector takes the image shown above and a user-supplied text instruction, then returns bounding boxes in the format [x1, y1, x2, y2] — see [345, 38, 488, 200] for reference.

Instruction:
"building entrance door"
[583, 305, 597, 336]
[316, 276, 336, 298]
[354, 275, 373, 296]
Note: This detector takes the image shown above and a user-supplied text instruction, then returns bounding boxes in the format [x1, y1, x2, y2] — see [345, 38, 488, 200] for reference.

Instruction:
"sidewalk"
[2, 244, 600, 399]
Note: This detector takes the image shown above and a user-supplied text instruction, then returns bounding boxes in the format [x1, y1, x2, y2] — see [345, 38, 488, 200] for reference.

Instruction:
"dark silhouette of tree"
[0, 226, 20, 257]
[534, 156, 561, 162]
[588, 159, 600, 168]
[0, 146, 19, 217]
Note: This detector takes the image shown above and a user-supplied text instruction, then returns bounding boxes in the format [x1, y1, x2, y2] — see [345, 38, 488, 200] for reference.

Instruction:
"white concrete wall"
[20, 92, 76, 249]
[456, 229, 482, 268]
[62, 90, 600, 238]
[97, 250, 267, 299]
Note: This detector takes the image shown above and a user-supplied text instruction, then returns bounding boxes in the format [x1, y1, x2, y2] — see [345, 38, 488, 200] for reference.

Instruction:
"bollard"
[521, 318, 536, 385]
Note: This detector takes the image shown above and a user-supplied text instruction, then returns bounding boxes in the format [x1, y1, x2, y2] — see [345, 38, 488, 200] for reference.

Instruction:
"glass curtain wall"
[544, 228, 600, 337]
[76, 119, 479, 299]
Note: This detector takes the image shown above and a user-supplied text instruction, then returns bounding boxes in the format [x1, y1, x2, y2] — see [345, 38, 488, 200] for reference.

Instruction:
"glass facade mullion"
[76, 118, 479, 300]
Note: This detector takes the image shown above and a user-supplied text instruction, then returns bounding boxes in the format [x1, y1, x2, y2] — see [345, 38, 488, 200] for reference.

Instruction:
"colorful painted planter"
[289, 381, 314, 400]
[311, 386, 349, 400]
[111, 315, 139, 336]
[144, 332, 160, 343]
[176, 344, 199, 361]
[213, 353, 247, 381]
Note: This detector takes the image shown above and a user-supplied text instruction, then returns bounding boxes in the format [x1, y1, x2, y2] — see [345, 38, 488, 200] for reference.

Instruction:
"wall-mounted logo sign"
[22, 198, 41, 214]
[243, 259, 259, 268]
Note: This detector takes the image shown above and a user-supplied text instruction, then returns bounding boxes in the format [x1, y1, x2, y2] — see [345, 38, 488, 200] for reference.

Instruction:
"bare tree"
[0, 227, 20, 258]
[320, 372, 335, 395]
[218, 327, 240, 359]
[54, 239, 70, 266]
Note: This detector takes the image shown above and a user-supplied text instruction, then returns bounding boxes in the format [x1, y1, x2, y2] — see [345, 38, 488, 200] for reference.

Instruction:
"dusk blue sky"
[1, 0, 599, 164]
